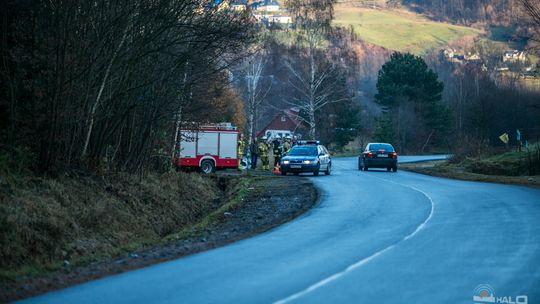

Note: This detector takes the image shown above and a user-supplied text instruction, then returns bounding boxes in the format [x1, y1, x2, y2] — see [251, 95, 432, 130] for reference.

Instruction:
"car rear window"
[288, 146, 318, 156]
[368, 144, 395, 152]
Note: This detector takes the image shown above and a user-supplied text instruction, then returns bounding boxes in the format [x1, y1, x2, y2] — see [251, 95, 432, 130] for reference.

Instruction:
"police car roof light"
[298, 140, 320, 145]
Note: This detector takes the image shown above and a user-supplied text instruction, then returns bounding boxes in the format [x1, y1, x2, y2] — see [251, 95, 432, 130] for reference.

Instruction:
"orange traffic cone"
[273, 163, 280, 174]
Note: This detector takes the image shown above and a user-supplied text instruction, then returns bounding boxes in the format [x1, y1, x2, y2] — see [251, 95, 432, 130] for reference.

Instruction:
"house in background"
[230, 0, 248, 10]
[465, 53, 482, 62]
[252, 0, 280, 12]
[256, 108, 307, 140]
[503, 50, 527, 62]
[268, 15, 292, 24]
[255, 14, 292, 25]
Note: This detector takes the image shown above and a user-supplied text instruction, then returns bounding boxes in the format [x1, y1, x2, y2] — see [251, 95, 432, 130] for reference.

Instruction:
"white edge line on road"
[273, 174, 435, 304]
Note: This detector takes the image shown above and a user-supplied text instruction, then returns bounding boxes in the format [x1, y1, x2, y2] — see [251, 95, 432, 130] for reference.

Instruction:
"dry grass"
[0, 170, 245, 280]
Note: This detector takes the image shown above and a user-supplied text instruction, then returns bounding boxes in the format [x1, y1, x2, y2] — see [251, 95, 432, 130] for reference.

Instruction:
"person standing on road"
[283, 137, 292, 155]
[259, 137, 270, 171]
[250, 137, 260, 170]
[238, 134, 246, 170]
[273, 138, 282, 170]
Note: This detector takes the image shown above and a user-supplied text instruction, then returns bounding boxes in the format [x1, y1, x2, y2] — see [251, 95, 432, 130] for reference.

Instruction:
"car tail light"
[367, 152, 373, 158]
[390, 152, 397, 159]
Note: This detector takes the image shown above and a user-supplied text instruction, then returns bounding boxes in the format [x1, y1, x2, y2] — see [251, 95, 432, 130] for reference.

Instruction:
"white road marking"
[274, 172, 435, 304]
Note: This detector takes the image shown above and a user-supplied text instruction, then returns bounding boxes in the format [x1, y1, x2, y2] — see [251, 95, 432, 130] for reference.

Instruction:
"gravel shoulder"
[1, 173, 317, 302]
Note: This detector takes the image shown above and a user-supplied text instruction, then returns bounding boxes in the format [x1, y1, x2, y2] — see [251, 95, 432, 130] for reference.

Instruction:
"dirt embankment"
[0, 171, 317, 302]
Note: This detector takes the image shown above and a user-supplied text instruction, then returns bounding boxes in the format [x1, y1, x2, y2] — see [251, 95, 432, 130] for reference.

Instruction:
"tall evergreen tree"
[375, 52, 449, 151]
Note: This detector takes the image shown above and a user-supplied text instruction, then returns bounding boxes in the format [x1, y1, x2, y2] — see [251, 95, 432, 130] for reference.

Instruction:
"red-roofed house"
[256, 108, 307, 139]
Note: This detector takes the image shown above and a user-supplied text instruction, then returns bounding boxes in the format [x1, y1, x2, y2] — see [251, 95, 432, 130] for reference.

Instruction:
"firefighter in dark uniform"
[273, 138, 282, 170]
[250, 137, 260, 170]
[259, 136, 270, 170]
[237, 134, 245, 169]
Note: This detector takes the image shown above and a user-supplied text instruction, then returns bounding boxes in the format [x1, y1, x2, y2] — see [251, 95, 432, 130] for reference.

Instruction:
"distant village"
[441, 48, 538, 79]
[214, 0, 293, 26]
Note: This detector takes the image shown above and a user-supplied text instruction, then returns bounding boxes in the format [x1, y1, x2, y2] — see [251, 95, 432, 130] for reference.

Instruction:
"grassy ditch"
[164, 177, 254, 242]
[400, 146, 540, 187]
[0, 170, 253, 281]
[459, 148, 540, 176]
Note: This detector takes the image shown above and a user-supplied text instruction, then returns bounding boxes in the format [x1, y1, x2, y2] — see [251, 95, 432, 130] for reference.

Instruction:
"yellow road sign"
[499, 133, 509, 144]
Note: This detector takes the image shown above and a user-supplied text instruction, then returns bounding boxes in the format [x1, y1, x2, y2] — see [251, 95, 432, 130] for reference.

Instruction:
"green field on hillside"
[334, 6, 482, 54]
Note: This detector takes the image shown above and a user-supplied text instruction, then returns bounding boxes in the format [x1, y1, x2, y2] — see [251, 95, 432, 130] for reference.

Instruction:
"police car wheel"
[325, 163, 331, 175]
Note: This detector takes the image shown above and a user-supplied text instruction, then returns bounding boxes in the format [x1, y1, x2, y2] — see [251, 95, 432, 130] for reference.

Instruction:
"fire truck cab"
[177, 123, 239, 174]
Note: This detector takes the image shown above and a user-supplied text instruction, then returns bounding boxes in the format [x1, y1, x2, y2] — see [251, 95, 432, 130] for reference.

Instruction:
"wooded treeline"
[0, 0, 254, 174]
[433, 56, 540, 153]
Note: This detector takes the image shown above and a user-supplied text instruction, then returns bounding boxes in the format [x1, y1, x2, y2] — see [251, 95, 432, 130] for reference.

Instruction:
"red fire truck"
[177, 123, 239, 174]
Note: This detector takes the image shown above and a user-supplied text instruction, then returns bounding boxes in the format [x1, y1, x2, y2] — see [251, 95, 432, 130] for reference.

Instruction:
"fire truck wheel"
[200, 160, 215, 174]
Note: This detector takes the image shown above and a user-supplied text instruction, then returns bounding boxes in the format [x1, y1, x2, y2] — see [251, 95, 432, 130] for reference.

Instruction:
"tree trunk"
[308, 106, 316, 139]
[308, 34, 317, 139]
[421, 130, 435, 153]
[81, 19, 130, 158]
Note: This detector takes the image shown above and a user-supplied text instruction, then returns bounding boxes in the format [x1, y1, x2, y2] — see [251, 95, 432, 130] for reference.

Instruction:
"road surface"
[20, 156, 540, 304]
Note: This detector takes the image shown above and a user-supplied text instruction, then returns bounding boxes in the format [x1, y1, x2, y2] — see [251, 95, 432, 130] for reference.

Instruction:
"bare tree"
[243, 53, 272, 144]
[285, 57, 348, 139]
[284, 0, 343, 139]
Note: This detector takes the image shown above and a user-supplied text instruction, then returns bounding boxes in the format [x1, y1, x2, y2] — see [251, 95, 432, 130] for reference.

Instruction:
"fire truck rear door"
[219, 132, 237, 159]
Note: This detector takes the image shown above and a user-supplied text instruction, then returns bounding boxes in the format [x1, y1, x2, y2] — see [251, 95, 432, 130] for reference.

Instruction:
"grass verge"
[1, 173, 318, 302]
[0, 171, 253, 282]
[400, 160, 540, 188]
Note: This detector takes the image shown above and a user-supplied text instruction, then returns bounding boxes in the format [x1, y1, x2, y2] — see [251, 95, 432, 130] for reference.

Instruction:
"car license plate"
[378, 154, 388, 157]
[291, 165, 301, 168]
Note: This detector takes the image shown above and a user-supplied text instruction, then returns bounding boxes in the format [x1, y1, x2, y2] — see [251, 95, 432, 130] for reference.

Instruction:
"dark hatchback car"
[280, 141, 331, 176]
[358, 143, 398, 172]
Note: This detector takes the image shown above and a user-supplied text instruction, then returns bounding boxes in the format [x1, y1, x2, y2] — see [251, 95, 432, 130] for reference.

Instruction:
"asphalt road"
[19, 156, 540, 304]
